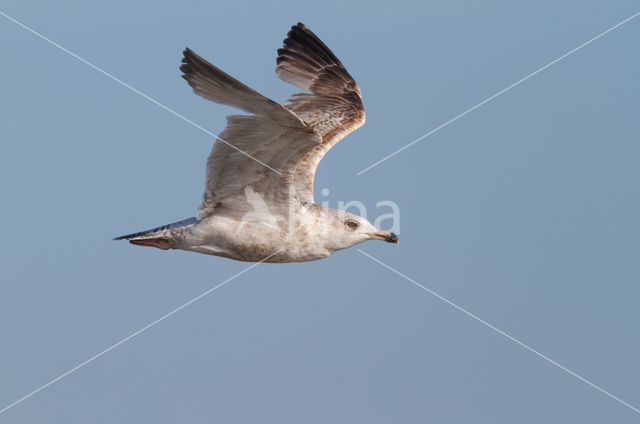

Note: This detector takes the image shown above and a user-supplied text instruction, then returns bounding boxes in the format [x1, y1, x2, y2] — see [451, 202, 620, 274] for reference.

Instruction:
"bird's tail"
[114, 217, 198, 250]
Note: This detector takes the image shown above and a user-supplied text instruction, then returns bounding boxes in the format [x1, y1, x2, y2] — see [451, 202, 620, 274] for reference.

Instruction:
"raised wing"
[277, 23, 366, 203]
[180, 48, 321, 216]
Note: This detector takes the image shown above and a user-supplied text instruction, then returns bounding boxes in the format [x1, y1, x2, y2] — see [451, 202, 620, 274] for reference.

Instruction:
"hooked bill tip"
[385, 232, 399, 244]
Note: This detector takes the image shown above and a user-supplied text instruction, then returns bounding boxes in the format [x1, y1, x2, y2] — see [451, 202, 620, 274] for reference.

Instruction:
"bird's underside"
[115, 23, 398, 262]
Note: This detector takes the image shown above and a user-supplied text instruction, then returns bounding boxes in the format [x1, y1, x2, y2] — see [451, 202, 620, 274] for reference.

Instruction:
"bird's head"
[323, 210, 399, 251]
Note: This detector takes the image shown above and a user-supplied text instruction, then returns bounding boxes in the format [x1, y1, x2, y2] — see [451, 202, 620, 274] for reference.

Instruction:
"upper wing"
[276, 23, 366, 203]
[180, 48, 321, 216]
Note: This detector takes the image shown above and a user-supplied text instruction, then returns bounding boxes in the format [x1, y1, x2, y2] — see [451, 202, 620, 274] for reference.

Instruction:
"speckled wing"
[180, 48, 321, 216]
[277, 23, 366, 203]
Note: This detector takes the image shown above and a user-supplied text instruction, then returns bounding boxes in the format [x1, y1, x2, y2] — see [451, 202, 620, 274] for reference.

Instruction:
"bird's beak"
[374, 231, 399, 244]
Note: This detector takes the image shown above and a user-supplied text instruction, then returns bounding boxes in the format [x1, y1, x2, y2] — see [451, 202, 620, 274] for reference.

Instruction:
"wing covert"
[276, 23, 366, 202]
[180, 48, 321, 216]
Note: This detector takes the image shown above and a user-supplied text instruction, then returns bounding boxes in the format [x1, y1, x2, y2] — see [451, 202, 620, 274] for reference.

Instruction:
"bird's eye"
[346, 221, 358, 229]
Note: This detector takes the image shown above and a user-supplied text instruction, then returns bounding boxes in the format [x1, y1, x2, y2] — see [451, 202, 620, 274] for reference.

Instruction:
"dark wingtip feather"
[276, 22, 360, 97]
[180, 48, 199, 74]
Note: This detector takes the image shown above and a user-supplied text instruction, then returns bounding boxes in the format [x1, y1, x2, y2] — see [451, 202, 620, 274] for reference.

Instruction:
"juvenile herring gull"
[115, 23, 398, 262]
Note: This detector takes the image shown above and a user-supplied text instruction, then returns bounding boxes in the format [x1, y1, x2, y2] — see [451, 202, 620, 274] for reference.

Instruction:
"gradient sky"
[1, 1, 639, 422]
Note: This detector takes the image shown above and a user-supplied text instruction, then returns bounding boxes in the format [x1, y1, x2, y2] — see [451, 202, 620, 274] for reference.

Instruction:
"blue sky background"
[1, 1, 639, 422]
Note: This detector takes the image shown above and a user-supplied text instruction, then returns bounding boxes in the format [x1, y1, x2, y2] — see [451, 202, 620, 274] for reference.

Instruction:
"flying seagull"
[115, 23, 398, 262]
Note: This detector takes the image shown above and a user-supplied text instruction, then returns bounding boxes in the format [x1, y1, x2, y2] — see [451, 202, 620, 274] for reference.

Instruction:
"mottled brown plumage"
[115, 23, 396, 263]
[277, 23, 366, 203]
